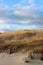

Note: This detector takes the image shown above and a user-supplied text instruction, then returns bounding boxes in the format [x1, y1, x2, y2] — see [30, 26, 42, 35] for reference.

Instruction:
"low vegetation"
[0, 30, 43, 54]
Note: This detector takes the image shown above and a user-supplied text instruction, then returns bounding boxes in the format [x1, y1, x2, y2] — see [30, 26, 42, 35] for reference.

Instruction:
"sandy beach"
[0, 52, 43, 65]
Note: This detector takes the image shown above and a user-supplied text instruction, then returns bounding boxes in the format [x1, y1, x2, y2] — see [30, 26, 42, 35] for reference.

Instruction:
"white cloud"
[32, 25, 37, 29]
[29, 0, 35, 6]
[0, 30, 5, 33]
[0, 19, 5, 23]
[0, 24, 11, 32]
[20, 0, 28, 4]
[6, 24, 11, 30]
[0, 1, 43, 32]
[20, 0, 35, 6]
[19, 20, 31, 24]
[20, 21, 29, 24]
[14, 5, 36, 17]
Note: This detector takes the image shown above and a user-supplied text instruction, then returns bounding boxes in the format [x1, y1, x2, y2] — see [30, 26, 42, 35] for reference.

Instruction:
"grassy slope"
[0, 30, 43, 53]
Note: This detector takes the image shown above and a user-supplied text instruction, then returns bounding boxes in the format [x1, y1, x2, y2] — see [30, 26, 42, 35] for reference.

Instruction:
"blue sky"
[0, 0, 43, 32]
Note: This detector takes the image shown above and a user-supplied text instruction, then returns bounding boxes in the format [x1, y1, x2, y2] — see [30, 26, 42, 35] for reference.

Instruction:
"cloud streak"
[0, 0, 43, 32]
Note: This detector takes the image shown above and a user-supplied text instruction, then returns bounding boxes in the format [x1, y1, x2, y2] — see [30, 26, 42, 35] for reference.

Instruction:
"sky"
[0, 0, 43, 32]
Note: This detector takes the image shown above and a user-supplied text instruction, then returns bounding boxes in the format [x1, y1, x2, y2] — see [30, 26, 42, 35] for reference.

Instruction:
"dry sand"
[0, 52, 43, 65]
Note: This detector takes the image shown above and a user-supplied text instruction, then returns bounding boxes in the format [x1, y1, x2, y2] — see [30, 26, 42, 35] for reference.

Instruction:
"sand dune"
[0, 30, 43, 65]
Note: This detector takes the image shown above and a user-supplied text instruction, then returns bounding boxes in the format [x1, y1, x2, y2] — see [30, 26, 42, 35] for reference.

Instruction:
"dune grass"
[0, 30, 43, 53]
